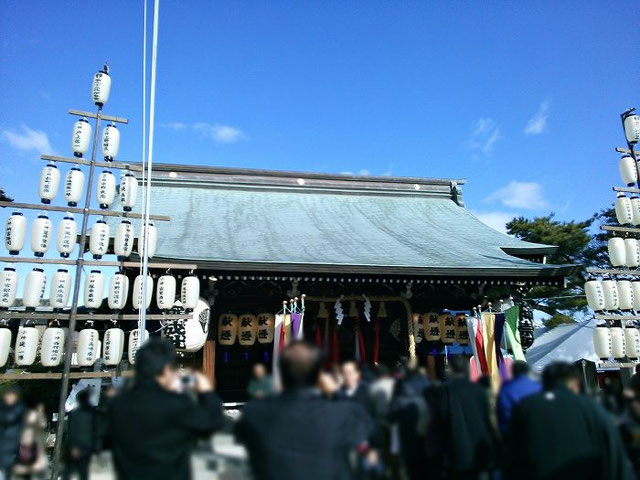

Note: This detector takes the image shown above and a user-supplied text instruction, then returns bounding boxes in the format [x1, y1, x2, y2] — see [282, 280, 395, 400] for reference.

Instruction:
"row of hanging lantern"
[584, 275, 640, 312]
[0, 321, 150, 368]
[593, 325, 640, 360]
[0, 266, 199, 311]
[614, 192, 640, 226]
[607, 237, 640, 268]
[39, 162, 138, 211]
[218, 313, 275, 346]
[417, 312, 469, 345]
[4, 212, 154, 259]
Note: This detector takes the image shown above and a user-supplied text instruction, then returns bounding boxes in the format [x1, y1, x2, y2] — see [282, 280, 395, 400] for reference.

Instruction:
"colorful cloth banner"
[504, 306, 526, 361]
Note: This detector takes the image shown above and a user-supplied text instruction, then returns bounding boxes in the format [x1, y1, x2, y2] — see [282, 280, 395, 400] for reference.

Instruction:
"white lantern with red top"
[38, 162, 60, 204]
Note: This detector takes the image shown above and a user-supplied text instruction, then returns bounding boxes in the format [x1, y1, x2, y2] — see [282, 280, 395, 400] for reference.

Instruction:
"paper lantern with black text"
[38, 162, 60, 204]
[423, 312, 441, 341]
[113, 220, 134, 257]
[108, 273, 129, 310]
[71, 118, 91, 158]
[0, 266, 18, 308]
[593, 327, 612, 359]
[610, 327, 626, 359]
[625, 328, 640, 359]
[103, 323, 125, 366]
[180, 275, 199, 310]
[156, 274, 176, 311]
[15, 324, 39, 366]
[218, 314, 238, 346]
[92, 67, 111, 107]
[49, 269, 71, 309]
[23, 267, 46, 308]
[77, 323, 100, 367]
[84, 270, 104, 310]
[412, 313, 424, 344]
[0, 325, 11, 367]
[602, 277, 619, 311]
[132, 275, 153, 310]
[96, 170, 116, 209]
[608, 237, 626, 267]
[5, 212, 26, 255]
[89, 219, 109, 259]
[623, 112, 640, 145]
[128, 328, 149, 364]
[617, 279, 634, 311]
[120, 171, 138, 212]
[631, 196, 640, 226]
[633, 280, 640, 311]
[439, 313, 456, 344]
[238, 314, 257, 346]
[137, 223, 157, 259]
[56, 214, 77, 258]
[180, 298, 210, 352]
[64, 167, 84, 207]
[40, 322, 66, 367]
[619, 155, 638, 186]
[584, 277, 605, 312]
[625, 238, 640, 268]
[257, 313, 275, 344]
[101, 123, 120, 161]
[615, 193, 633, 225]
[31, 214, 52, 257]
[455, 313, 470, 345]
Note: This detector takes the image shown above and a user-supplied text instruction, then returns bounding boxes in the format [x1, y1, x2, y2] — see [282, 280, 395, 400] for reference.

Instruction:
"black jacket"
[235, 388, 373, 480]
[107, 380, 224, 480]
[0, 401, 25, 468]
[505, 388, 635, 480]
[66, 405, 98, 455]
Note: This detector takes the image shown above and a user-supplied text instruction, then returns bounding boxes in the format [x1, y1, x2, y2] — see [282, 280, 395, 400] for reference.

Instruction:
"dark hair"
[279, 341, 323, 389]
[542, 362, 580, 391]
[135, 337, 177, 380]
[512, 360, 530, 377]
[448, 355, 470, 376]
[76, 388, 92, 407]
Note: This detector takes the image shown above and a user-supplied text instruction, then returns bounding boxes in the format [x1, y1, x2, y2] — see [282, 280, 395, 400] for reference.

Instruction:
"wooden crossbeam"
[0, 200, 169, 222]
[41, 154, 143, 172]
[68, 109, 128, 124]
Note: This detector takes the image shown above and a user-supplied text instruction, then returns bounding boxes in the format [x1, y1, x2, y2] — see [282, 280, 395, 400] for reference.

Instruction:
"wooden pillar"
[202, 339, 216, 388]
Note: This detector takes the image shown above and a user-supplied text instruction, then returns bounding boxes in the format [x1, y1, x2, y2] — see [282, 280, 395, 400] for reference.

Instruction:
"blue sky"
[1, 0, 638, 242]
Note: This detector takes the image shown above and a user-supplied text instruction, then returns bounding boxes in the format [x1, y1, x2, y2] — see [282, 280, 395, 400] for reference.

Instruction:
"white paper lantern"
[76, 324, 100, 367]
[40, 324, 66, 367]
[608, 237, 626, 267]
[631, 196, 640, 226]
[180, 275, 199, 310]
[128, 328, 149, 364]
[623, 112, 640, 145]
[610, 327, 626, 359]
[113, 220, 134, 257]
[103, 324, 125, 366]
[64, 167, 84, 207]
[119, 171, 138, 212]
[38, 162, 60, 204]
[617, 279, 634, 311]
[625, 238, 640, 268]
[49, 269, 71, 309]
[0, 266, 18, 309]
[96, 170, 116, 209]
[625, 328, 640, 359]
[183, 298, 210, 352]
[84, 270, 104, 310]
[619, 155, 638, 187]
[31, 214, 52, 257]
[71, 118, 92, 158]
[101, 123, 120, 161]
[584, 277, 605, 312]
[15, 325, 39, 366]
[57, 215, 77, 259]
[615, 193, 633, 225]
[108, 273, 129, 310]
[23, 267, 46, 308]
[593, 326, 612, 359]
[132, 275, 153, 310]
[5, 212, 26, 255]
[156, 274, 176, 310]
[0, 326, 11, 367]
[137, 223, 157, 259]
[602, 277, 619, 311]
[89, 219, 109, 259]
[633, 280, 640, 312]
[91, 68, 111, 107]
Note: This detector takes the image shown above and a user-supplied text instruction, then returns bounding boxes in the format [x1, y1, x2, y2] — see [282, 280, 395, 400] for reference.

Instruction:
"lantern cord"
[140, 0, 160, 337]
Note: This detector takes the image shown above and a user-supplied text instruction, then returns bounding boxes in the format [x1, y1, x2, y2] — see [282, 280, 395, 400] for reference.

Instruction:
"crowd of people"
[0, 338, 639, 479]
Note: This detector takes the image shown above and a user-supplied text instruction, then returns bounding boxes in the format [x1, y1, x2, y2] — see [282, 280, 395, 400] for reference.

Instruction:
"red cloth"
[278, 323, 286, 354]
[373, 319, 380, 365]
[331, 329, 340, 365]
[357, 326, 367, 364]
[475, 316, 489, 374]
[314, 322, 322, 347]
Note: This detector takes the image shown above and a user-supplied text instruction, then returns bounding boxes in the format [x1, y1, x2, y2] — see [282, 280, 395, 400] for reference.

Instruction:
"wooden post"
[203, 339, 216, 388]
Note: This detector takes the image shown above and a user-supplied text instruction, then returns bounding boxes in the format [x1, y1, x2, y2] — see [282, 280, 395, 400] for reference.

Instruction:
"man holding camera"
[107, 338, 224, 480]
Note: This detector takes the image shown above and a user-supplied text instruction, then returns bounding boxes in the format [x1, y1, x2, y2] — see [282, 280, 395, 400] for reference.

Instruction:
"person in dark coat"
[107, 338, 224, 480]
[235, 341, 373, 480]
[0, 386, 26, 479]
[496, 360, 541, 435]
[430, 355, 496, 479]
[504, 361, 636, 480]
[63, 388, 98, 480]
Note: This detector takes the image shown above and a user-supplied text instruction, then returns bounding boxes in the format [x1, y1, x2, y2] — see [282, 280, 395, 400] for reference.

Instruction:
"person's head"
[448, 355, 470, 378]
[542, 362, 581, 393]
[512, 360, 530, 378]
[341, 361, 361, 389]
[2, 386, 21, 406]
[76, 388, 92, 408]
[253, 363, 267, 379]
[279, 341, 323, 390]
[135, 338, 178, 390]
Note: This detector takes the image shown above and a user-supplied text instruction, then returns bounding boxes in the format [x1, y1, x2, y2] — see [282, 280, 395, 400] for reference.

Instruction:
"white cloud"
[194, 123, 244, 143]
[485, 180, 549, 210]
[524, 101, 550, 135]
[467, 117, 502, 156]
[1, 125, 53, 153]
[473, 211, 515, 234]
[162, 122, 245, 143]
